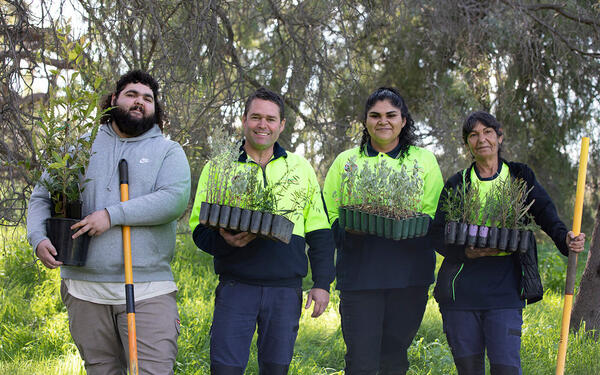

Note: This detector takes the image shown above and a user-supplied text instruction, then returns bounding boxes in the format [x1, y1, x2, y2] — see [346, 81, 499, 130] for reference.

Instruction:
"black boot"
[454, 353, 485, 375]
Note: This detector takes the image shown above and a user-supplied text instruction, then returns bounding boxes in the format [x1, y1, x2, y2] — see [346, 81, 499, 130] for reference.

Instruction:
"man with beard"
[27, 70, 191, 374]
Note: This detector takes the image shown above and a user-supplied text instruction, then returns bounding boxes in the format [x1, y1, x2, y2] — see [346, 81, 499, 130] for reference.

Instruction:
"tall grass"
[1, 228, 598, 374]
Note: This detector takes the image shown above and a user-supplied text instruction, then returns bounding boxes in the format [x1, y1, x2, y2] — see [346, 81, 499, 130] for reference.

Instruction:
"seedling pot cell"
[376, 215, 384, 237]
[208, 204, 221, 227]
[507, 229, 520, 252]
[414, 215, 424, 237]
[518, 230, 532, 254]
[260, 212, 273, 236]
[488, 226, 499, 249]
[477, 226, 489, 248]
[345, 208, 354, 230]
[352, 210, 361, 231]
[338, 207, 346, 229]
[498, 227, 509, 250]
[229, 207, 242, 231]
[46, 218, 90, 266]
[456, 222, 468, 245]
[271, 215, 294, 244]
[239, 209, 252, 232]
[219, 206, 232, 229]
[445, 221, 458, 245]
[199, 202, 211, 225]
[466, 224, 479, 247]
[393, 219, 404, 241]
[250, 210, 262, 234]
[368, 214, 377, 235]
[360, 212, 369, 233]
[384, 217, 393, 239]
[420, 216, 431, 236]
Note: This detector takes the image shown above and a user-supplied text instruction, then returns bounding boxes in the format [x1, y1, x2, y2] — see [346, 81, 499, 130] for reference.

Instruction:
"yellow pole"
[555, 137, 589, 375]
[119, 159, 139, 375]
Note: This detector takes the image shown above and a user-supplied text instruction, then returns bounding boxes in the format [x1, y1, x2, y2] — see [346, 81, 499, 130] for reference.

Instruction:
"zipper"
[451, 263, 464, 302]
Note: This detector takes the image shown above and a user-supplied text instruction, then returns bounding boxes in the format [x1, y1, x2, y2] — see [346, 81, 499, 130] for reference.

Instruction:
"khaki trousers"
[61, 280, 180, 375]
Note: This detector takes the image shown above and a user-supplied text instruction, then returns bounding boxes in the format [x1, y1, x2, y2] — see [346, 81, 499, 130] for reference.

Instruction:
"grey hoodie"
[27, 123, 191, 282]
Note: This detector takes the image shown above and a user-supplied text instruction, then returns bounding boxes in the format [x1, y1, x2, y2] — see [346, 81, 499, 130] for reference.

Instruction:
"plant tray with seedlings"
[338, 206, 430, 240]
[198, 202, 294, 244]
[442, 176, 540, 254]
[336, 156, 428, 241]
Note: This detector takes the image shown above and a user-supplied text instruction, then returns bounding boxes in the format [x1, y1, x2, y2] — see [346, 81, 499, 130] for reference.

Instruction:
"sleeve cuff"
[105, 204, 124, 226]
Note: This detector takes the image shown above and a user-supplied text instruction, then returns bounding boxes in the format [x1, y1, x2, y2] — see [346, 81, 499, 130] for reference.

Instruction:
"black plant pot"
[271, 215, 294, 244]
[360, 212, 369, 233]
[219, 206, 232, 229]
[66, 201, 83, 219]
[519, 230, 532, 254]
[456, 222, 468, 246]
[498, 227, 509, 250]
[376, 215, 384, 237]
[352, 210, 361, 231]
[46, 217, 90, 266]
[239, 209, 252, 232]
[229, 207, 242, 231]
[368, 214, 377, 235]
[508, 229, 520, 252]
[208, 204, 221, 227]
[384, 217, 393, 239]
[488, 226, 499, 249]
[345, 208, 354, 230]
[260, 212, 274, 236]
[393, 219, 404, 241]
[250, 211, 263, 234]
[420, 215, 431, 237]
[338, 207, 346, 229]
[445, 221, 458, 245]
[477, 225, 489, 248]
[414, 215, 424, 237]
[199, 202, 211, 225]
[466, 224, 479, 247]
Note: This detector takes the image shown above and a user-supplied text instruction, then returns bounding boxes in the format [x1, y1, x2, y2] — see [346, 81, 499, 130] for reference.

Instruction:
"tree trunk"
[571, 203, 600, 337]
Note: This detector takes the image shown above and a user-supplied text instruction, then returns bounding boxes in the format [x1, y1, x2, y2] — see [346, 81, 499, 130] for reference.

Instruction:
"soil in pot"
[260, 212, 274, 237]
[477, 225, 489, 248]
[518, 230, 532, 254]
[208, 204, 221, 227]
[271, 215, 294, 244]
[199, 202, 211, 225]
[219, 206, 232, 229]
[488, 226, 499, 249]
[456, 222, 468, 245]
[46, 218, 90, 266]
[445, 221, 458, 245]
[229, 207, 242, 231]
[239, 209, 252, 232]
[467, 224, 479, 247]
[498, 227, 509, 250]
[507, 229, 520, 252]
[250, 210, 263, 234]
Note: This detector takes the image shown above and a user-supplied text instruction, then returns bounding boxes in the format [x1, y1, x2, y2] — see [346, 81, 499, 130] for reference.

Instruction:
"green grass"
[1, 227, 598, 374]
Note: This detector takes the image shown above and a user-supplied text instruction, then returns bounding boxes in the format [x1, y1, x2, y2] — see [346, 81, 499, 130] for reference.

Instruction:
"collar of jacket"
[464, 157, 510, 184]
[237, 140, 288, 163]
[364, 139, 404, 158]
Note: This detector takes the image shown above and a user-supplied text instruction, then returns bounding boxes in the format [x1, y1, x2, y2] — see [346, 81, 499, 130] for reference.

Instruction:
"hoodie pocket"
[434, 261, 464, 305]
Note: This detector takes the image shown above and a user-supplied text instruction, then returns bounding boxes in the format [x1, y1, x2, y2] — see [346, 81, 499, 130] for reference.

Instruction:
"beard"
[111, 106, 156, 137]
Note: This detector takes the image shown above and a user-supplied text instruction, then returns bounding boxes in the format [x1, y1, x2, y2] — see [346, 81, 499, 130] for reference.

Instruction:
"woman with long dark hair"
[323, 87, 444, 374]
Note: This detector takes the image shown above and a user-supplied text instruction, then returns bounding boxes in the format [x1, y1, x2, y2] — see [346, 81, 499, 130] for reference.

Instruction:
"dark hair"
[360, 87, 417, 160]
[243, 87, 285, 120]
[462, 111, 503, 153]
[100, 70, 164, 130]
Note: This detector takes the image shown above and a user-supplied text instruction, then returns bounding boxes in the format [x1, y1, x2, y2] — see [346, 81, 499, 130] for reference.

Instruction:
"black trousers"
[339, 286, 429, 375]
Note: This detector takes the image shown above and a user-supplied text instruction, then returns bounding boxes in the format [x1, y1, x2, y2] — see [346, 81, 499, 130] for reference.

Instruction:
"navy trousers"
[441, 308, 523, 375]
[339, 286, 429, 375]
[210, 281, 302, 375]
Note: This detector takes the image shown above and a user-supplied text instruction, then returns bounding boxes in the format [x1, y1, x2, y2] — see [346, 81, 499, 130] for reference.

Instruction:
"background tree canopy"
[1, 0, 599, 234]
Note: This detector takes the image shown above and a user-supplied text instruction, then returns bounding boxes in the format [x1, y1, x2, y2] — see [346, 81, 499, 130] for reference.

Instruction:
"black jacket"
[431, 160, 569, 308]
